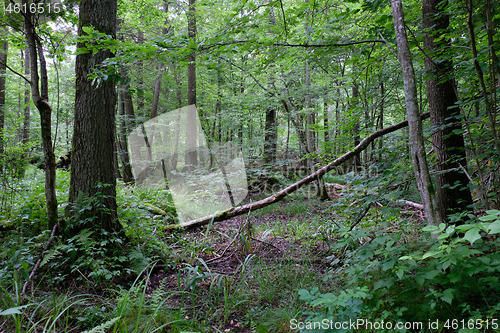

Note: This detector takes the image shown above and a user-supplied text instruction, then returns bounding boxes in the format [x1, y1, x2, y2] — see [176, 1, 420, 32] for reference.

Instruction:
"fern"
[40, 245, 63, 267]
[82, 316, 121, 333]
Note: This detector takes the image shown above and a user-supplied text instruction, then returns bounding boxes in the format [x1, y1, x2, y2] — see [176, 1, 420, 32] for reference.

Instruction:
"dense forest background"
[0, 0, 499, 332]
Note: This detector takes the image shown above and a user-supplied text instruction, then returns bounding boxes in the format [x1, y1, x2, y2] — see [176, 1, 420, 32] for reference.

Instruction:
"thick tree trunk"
[165, 112, 430, 229]
[423, 0, 473, 219]
[24, 1, 58, 230]
[69, 0, 119, 234]
[391, 0, 440, 226]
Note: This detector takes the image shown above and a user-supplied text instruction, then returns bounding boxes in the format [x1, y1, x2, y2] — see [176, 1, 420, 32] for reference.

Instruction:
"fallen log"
[164, 112, 430, 230]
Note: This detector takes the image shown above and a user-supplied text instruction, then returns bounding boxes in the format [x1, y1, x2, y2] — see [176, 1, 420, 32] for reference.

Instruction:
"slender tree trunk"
[391, 0, 440, 226]
[24, 1, 58, 230]
[0, 33, 7, 171]
[485, 0, 500, 87]
[352, 84, 361, 172]
[378, 82, 384, 163]
[464, 0, 500, 157]
[423, 0, 473, 219]
[262, 2, 277, 166]
[22, 47, 31, 172]
[151, 1, 169, 120]
[118, 91, 134, 183]
[137, 30, 144, 113]
[185, 0, 197, 169]
[69, 0, 119, 234]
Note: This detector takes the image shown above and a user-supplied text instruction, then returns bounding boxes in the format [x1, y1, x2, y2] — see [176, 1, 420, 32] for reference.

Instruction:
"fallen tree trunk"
[164, 112, 430, 229]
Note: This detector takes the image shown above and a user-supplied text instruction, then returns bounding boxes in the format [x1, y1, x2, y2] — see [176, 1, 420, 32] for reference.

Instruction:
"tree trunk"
[69, 0, 119, 235]
[22, 47, 31, 175]
[464, 0, 500, 157]
[185, 0, 198, 169]
[352, 84, 361, 172]
[24, 1, 58, 230]
[263, 4, 277, 166]
[423, 0, 473, 219]
[391, 0, 440, 226]
[150, 1, 169, 120]
[0, 33, 6, 171]
[118, 91, 134, 183]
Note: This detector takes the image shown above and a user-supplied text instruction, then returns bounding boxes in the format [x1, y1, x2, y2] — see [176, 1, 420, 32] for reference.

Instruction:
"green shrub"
[298, 211, 500, 332]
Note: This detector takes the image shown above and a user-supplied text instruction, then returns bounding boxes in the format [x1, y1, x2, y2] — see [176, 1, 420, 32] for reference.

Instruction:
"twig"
[251, 237, 282, 252]
[349, 204, 372, 231]
[206, 210, 252, 263]
[377, 30, 398, 59]
[76, 269, 93, 284]
[22, 224, 58, 295]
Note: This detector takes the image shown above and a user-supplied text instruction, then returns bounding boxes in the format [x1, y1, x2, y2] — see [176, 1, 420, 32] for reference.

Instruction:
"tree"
[68, 0, 119, 235]
[185, 0, 198, 169]
[391, 0, 440, 226]
[422, 0, 473, 219]
[23, 0, 58, 229]
[0, 29, 6, 170]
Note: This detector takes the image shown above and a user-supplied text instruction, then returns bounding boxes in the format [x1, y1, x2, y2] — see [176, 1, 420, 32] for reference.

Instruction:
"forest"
[0, 0, 499, 331]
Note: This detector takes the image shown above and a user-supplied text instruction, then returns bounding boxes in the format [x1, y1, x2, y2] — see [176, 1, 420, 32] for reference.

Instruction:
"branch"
[198, 39, 385, 52]
[22, 224, 58, 295]
[164, 112, 430, 230]
[0, 58, 32, 85]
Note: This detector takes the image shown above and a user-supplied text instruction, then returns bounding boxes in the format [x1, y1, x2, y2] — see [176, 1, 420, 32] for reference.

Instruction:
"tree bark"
[464, 0, 500, 157]
[351, 84, 361, 172]
[391, 0, 440, 226]
[118, 91, 134, 183]
[165, 112, 430, 229]
[23, 0, 58, 230]
[423, 0, 473, 219]
[185, 0, 198, 169]
[0, 32, 7, 171]
[69, 0, 119, 235]
[22, 47, 31, 172]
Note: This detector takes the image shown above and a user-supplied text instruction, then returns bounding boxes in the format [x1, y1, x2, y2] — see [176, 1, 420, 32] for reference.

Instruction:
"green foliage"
[299, 209, 500, 332]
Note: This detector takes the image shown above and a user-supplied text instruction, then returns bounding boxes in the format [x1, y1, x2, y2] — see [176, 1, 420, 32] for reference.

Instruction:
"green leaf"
[82, 26, 94, 34]
[487, 220, 500, 234]
[464, 228, 481, 245]
[441, 288, 455, 305]
[0, 305, 29, 316]
[422, 250, 441, 259]
[422, 225, 438, 232]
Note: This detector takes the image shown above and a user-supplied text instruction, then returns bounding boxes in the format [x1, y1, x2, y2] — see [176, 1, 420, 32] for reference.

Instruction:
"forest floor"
[146, 198, 336, 332]
[0, 169, 431, 333]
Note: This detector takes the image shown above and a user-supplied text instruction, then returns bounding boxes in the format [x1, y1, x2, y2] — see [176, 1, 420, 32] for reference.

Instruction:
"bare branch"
[0, 58, 32, 85]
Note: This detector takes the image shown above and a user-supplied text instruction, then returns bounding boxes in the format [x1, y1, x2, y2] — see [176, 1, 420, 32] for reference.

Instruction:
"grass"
[0, 168, 335, 332]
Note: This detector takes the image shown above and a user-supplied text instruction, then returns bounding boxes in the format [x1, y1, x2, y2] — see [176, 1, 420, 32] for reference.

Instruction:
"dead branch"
[22, 223, 58, 295]
[396, 199, 424, 210]
[164, 112, 430, 230]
